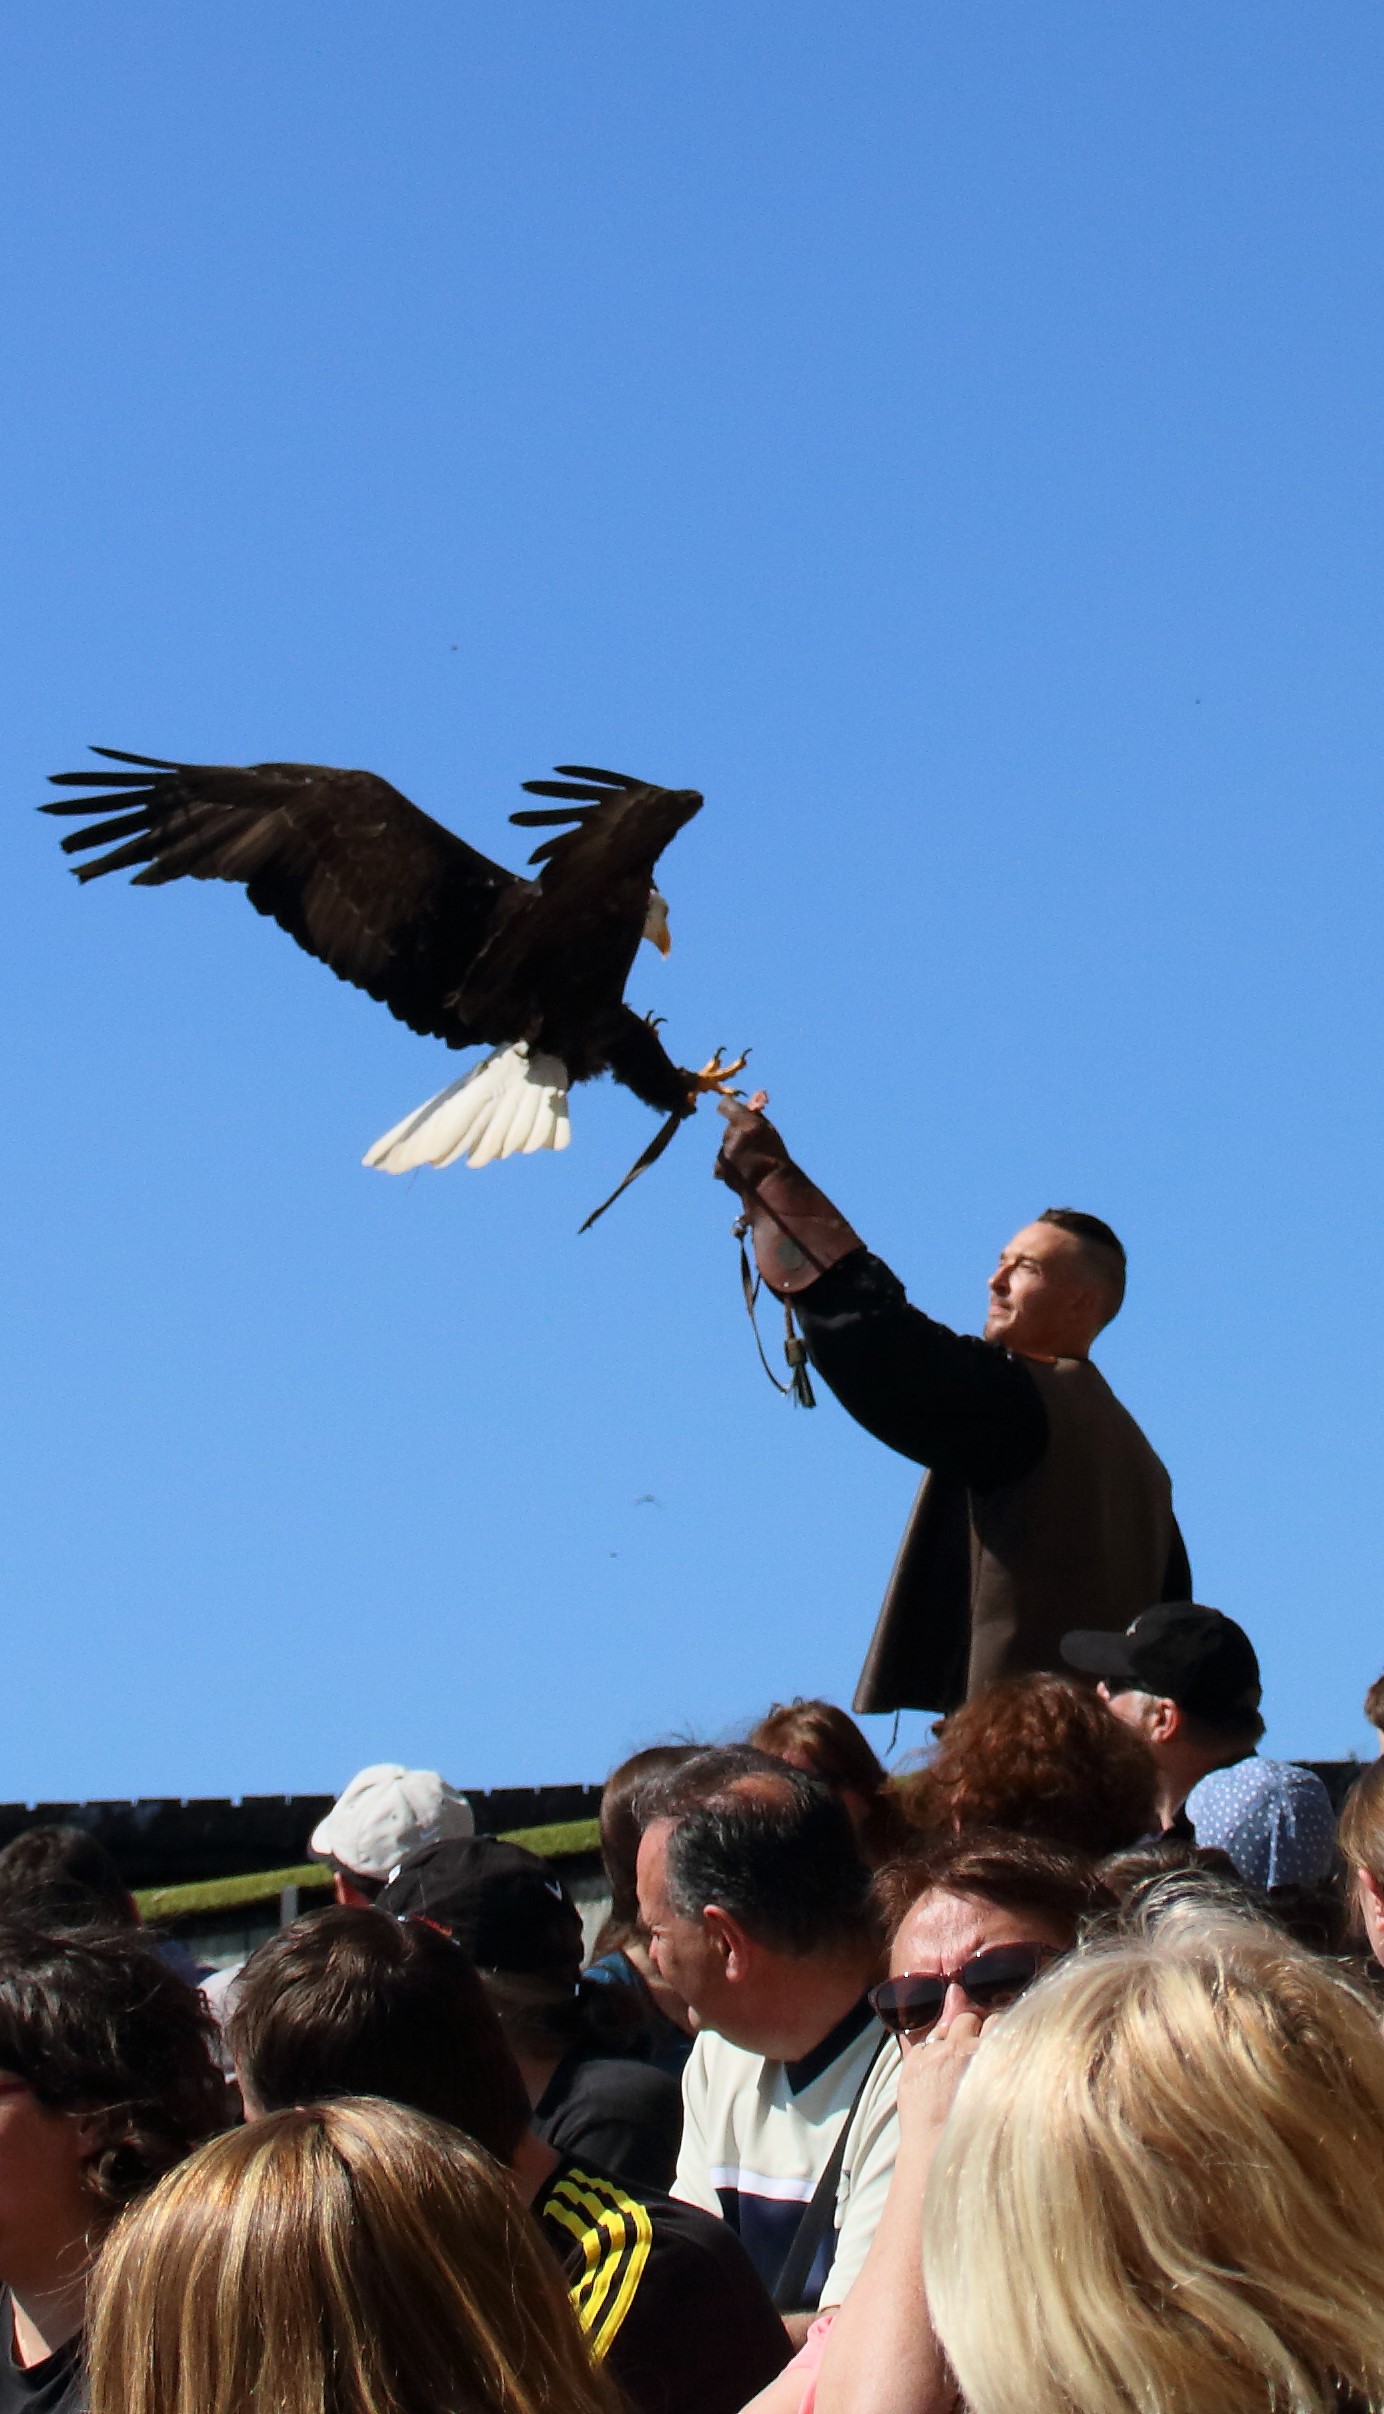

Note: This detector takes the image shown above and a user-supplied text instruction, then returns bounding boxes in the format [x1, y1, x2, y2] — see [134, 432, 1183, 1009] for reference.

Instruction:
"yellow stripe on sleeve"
[548, 2167, 654, 2357]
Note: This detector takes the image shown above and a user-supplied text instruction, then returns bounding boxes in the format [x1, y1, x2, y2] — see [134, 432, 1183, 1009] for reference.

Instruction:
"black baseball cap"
[1061, 1604, 1262, 1727]
[376, 1836, 584, 1978]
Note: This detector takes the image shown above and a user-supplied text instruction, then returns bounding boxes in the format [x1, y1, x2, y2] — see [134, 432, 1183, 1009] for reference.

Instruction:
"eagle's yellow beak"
[643, 891, 672, 957]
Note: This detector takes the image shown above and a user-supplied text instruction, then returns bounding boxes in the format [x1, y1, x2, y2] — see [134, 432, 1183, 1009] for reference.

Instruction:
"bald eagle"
[43, 750, 742, 1215]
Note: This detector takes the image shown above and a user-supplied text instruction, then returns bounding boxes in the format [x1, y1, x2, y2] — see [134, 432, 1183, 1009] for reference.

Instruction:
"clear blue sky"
[5, 5, 1383, 1803]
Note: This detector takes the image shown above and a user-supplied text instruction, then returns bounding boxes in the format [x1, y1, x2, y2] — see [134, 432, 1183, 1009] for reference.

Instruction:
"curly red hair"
[898, 1676, 1157, 1858]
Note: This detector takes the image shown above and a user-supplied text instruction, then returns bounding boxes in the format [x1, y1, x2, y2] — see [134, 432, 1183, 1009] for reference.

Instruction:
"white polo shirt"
[672, 1999, 900, 2309]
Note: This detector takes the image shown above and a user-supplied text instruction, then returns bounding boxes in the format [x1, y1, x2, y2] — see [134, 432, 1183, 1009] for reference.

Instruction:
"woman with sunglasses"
[794, 1836, 1110, 2414]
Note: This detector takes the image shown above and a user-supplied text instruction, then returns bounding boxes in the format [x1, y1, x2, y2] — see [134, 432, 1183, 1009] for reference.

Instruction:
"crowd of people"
[3, 1604, 1384, 2414]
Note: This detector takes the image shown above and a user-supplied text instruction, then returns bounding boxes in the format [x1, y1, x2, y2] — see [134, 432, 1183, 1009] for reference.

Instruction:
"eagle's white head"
[642, 889, 672, 957]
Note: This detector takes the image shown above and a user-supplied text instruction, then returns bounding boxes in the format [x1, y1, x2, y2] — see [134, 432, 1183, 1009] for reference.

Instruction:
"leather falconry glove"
[714, 1099, 863, 1298]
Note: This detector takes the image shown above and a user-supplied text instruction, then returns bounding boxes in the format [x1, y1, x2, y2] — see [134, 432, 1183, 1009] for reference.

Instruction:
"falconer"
[715, 1101, 1190, 1715]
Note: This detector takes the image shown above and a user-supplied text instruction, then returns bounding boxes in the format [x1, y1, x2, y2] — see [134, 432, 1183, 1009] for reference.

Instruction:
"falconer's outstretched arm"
[714, 1096, 865, 1294]
[714, 1099, 1046, 1491]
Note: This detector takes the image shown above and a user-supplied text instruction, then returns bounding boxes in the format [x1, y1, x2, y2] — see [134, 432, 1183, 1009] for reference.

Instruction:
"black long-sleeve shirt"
[796, 1249, 1049, 1490]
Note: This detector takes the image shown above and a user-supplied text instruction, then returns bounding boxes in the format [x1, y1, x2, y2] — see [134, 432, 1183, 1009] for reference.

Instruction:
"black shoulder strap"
[771, 2032, 890, 2313]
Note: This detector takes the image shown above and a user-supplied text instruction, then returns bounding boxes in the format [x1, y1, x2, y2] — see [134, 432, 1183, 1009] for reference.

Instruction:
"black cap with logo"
[376, 1836, 585, 1978]
[1061, 1603, 1262, 1729]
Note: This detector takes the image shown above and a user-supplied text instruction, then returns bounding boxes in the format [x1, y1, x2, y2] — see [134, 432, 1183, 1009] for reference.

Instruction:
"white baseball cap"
[309, 1764, 475, 1883]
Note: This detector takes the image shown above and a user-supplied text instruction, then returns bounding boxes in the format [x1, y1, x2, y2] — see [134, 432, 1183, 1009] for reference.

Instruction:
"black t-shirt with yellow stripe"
[534, 2159, 789, 2414]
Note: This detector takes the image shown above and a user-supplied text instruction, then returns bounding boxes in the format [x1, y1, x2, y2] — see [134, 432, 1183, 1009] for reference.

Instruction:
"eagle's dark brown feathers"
[45, 749, 515, 1048]
[42, 750, 705, 1120]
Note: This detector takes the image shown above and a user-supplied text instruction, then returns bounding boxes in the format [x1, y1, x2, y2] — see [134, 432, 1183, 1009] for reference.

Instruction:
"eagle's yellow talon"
[687, 1048, 751, 1102]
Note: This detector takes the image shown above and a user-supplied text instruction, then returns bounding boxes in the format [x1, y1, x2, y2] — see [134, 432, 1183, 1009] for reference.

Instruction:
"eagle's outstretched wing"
[42, 748, 520, 1047]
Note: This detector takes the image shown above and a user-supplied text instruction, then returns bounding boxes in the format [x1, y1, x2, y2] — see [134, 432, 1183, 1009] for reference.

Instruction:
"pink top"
[783, 2313, 836, 2414]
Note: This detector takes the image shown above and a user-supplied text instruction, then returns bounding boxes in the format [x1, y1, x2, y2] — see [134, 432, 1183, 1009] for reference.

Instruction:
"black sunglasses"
[869, 1943, 1057, 2037]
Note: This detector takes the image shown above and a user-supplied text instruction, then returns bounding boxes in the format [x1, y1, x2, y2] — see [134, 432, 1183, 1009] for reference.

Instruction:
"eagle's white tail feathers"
[363, 1045, 571, 1174]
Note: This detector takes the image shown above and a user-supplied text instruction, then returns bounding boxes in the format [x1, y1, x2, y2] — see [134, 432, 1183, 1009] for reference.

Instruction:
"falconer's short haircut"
[1038, 1208, 1127, 1317]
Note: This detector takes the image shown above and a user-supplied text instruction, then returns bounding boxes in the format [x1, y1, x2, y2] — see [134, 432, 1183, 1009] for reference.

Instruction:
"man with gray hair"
[636, 1747, 898, 2338]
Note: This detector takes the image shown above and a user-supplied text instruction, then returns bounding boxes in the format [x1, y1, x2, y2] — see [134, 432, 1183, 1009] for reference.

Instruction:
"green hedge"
[133, 1817, 602, 1923]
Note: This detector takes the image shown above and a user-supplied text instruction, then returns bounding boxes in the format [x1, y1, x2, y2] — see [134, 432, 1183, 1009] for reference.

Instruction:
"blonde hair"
[87, 2096, 621, 2414]
[923, 1916, 1384, 2414]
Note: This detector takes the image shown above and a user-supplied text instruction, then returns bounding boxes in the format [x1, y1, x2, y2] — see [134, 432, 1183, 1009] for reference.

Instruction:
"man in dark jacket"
[715, 1100, 1190, 1715]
